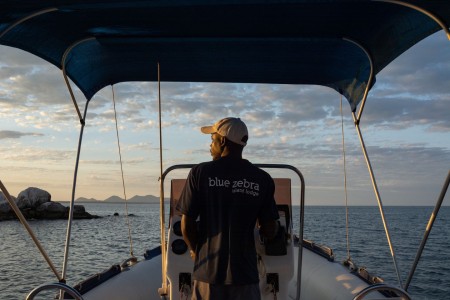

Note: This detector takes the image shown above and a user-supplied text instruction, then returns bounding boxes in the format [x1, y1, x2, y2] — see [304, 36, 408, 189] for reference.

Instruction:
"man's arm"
[181, 214, 198, 259]
[259, 219, 279, 240]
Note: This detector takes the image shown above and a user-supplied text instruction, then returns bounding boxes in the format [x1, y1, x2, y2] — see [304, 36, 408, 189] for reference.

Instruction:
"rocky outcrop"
[0, 193, 13, 214]
[0, 187, 99, 221]
[17, 187, 51, 209]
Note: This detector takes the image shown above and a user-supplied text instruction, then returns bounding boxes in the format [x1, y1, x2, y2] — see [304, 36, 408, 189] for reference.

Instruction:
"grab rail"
[160, 163, 305, 300]
[26, 282, 84, 300]
[353, 283, 411, 300]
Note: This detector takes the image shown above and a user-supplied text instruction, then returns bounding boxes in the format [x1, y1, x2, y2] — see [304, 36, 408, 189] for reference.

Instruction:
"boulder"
[36, 202, 68, 219]
[0, 188, 100, 221]
[0, 193, 13, 214]
[17, 187, 51, 209]
[73, 205, 86, 214]
[15, 197, 31, 209]
[73, 204, 98, 219]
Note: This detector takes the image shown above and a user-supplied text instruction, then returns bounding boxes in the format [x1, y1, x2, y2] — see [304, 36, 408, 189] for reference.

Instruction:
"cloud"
[0, 130, 44, 139]
[0, 58, 69, 107]
[357, 32, 450, 131]
[358, 96, 450, 130]
[377, 31, 450, 96]
[80, 158, 146, 165]
[0, 32, 449, 203]
[1, 146, 74, 162]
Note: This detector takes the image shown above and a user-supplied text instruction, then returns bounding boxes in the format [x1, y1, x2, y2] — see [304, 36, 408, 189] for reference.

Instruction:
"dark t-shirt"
[177, 156, 279, 285]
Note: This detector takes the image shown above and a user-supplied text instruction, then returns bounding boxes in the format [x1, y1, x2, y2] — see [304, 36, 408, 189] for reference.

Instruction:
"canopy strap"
[340, 95, 351, 260]
[375, 0, 450, 40]
[0, 180, 61, 280]
[157, 62, 169, 296]
[111, 85, 135, 257]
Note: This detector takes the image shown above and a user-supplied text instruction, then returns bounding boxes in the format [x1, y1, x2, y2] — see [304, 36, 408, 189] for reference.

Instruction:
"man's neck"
[221, 147, 242, 159]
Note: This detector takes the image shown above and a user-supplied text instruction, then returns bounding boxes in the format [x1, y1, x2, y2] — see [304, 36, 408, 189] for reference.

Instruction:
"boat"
[1, 1, 449, 299]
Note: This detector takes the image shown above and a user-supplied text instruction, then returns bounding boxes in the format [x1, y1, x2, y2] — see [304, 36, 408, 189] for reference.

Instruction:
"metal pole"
[374, 0, 450, 40]
[405, 170, 450, 290]
[61, 37, 96, 123]
[58, 38, 93, 299]
[0, 8, 57, 39]
[344, 35, 404, 286]
[352, 112, 403, 287]
[0, 180, 61, 280]
[61, 100, 89, 282]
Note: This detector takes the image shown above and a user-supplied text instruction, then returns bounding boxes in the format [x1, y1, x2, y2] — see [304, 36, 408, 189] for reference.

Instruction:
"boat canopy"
[1, 1, 449, 111]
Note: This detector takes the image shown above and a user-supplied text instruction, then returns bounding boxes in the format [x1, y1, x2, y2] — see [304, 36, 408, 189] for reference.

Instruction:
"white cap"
[201, 117, 248, 146]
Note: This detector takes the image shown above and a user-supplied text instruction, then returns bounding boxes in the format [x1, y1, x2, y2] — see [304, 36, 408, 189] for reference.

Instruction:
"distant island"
[74, 195, 166, 204]
[1, 187, 168, 222]
[1, 187, 99, 221]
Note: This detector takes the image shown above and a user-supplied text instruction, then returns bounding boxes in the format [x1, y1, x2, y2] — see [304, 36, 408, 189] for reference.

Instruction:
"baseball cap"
[201, 117, 248, 146]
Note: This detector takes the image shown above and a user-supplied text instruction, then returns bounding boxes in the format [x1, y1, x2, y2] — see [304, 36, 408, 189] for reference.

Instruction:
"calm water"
[0, 204, 448, 299]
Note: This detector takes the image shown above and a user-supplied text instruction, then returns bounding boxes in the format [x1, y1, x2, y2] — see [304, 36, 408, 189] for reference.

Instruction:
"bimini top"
[1, 1, 449, 111]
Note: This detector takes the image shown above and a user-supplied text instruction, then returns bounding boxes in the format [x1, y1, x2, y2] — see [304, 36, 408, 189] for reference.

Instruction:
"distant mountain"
[129, 195, 160, 203]
[75, 197, 98, 203]
[76, 195, 163, 203]
[104, 195, 123, 203]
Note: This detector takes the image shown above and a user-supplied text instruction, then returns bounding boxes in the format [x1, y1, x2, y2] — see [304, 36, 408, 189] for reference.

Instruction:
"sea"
[0, 204, 448, 300]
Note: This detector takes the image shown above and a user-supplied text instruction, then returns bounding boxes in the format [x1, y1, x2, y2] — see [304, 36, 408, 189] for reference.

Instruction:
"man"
[177, 117, 279, 300]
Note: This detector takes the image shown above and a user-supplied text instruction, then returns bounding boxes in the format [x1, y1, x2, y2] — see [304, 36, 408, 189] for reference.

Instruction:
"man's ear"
[220, 136, 227, 147]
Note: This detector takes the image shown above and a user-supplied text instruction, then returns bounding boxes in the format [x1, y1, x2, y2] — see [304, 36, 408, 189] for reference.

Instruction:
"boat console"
[165, 177, 295, 300]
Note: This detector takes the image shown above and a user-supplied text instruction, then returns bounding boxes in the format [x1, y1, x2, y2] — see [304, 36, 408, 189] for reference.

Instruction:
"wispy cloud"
[0, 130, 44, 139]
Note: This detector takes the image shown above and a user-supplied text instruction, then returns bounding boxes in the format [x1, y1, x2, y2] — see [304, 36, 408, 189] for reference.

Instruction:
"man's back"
[179, 156, 277, 284]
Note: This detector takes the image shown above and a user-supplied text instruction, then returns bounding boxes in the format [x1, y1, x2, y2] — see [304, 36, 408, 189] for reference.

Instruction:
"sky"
[0, 32, 449, 206]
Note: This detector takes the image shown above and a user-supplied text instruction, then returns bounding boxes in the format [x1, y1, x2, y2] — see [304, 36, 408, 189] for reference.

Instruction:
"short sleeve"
[257, 176, 279, 222]
[176, 167, 201, 219]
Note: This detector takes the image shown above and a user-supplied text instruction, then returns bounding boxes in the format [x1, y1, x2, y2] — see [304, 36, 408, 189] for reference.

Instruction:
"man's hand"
[181, 214, 198, 258]
[259, 219, 279, 240]
[189, 249, 196, 261]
